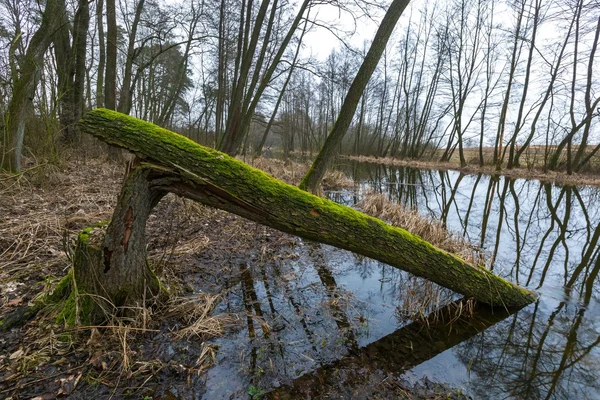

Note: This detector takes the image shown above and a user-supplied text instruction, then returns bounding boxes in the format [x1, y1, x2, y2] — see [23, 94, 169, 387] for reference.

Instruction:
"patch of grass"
[248, 384, 266, 399]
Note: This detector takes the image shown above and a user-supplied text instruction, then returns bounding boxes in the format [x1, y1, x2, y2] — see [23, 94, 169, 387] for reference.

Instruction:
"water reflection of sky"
[334, 161, 600, 399]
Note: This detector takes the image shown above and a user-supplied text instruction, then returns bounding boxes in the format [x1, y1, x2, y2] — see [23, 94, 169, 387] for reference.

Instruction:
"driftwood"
[66, 109, 536, 322]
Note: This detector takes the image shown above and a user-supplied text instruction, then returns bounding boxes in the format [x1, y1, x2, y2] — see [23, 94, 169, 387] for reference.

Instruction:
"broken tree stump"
[70, 167, 166, 323]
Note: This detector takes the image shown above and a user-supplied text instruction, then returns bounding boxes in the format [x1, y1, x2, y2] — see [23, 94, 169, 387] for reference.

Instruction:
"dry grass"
[166, 293, 230, 339]
[347, 154, 600, 187]
[359, 193, 484, 266]
[246, 156, 353, 188]
[246, 157, 308, 185]
[0, 159, 122, 315]
[2, 290, 229, 397]
[0, 157, 238, 397]
[359, 192, 481, 322]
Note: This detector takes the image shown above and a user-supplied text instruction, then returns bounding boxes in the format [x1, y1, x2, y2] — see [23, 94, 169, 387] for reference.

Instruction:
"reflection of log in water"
[307, 243, 360, 354]
[268, 299, 516, 399]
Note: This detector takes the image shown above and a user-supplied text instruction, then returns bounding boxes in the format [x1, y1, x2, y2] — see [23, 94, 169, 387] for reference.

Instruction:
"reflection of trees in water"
[339, 161, 600, 398]
[230, 245, 371, 387]
[306, 243, 360, 354]
[455, 295, 600, 399]
[343, 161, 600, 297]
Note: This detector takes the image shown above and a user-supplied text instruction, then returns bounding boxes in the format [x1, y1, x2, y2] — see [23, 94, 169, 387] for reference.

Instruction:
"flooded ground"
[195, 161, 600, 399]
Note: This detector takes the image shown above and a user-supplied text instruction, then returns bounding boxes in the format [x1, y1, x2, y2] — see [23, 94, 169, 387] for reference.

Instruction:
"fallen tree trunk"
[78, 108, 536, 309]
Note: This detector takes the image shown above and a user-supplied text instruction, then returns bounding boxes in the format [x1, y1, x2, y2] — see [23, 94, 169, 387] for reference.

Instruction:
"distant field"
[434, 145, 600, 172]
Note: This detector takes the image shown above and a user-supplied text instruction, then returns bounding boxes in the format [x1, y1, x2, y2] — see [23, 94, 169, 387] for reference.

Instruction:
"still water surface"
[201, 161, 600, 399]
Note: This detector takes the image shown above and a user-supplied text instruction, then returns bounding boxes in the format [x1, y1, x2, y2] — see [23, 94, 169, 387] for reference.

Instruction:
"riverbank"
[345, 155, 600, 188]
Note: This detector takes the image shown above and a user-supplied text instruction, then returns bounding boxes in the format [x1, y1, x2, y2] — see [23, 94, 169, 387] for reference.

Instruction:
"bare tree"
[1, 0, 64, 172]
[300, 0, 411, 193]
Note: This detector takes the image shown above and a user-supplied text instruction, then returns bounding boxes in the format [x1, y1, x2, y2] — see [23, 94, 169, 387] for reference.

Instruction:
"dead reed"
[247, 156, 353, 188]
[358, 192, 484, 266]
[359, 192, 481, 322]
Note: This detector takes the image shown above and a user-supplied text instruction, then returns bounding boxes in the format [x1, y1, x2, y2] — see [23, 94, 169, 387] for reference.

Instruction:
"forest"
[1, 0, 600, 398]
[1, 0, 599, 175]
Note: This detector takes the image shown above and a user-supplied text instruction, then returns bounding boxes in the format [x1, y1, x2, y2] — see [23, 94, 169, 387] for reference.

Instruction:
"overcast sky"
[302, 1, 386, 60]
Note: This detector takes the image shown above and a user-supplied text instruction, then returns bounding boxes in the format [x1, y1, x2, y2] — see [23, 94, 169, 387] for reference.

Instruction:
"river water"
[198, 161, 600, 399]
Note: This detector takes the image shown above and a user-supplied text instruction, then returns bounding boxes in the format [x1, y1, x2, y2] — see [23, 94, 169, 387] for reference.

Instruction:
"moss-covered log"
[79, 108, 536, 308]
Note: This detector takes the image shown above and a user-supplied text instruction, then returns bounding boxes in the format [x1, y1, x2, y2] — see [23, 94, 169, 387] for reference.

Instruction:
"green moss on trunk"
[0, 271, 74, 331]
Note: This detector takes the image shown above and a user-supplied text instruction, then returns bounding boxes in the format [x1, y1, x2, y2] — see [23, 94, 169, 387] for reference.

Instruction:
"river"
[199, 161, 600, 399]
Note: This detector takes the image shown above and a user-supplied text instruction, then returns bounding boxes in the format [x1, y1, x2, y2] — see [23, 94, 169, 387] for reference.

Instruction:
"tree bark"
[96, 0, 105, 107]
[104, 0, 117, 110]
[1, 0, 62, 172]
[78, 109, 537, 309]
[104, 0, 122, 161]
[71, 0, 90, 142]
[493, 0, 526, 170]
[117, 0, 145, 114]
[73, 166, 165, 322]
[53, 0, 76, 142]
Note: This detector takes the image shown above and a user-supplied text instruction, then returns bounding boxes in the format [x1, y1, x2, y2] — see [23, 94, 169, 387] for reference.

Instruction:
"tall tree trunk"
[96, 0, 105, 107]
[254, 61, 296, 157]
[1, 0, 62, 172]
[506, 0, 540, 169]
[493, 0, 526, 170]
[514, 2, 575, 168]
[214, 0, 226, 145]
[104, 0, 122, 161]
[220, 0, 271, 154]
[71, 0, 91, 141]
[117, 0, 145, 114]
[573, 16, 600, 171]
[105, 0, 117, 110]
[54, 0, 76, 142]
[219, 0, 311, 155]
[300, 0, 411, 193]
